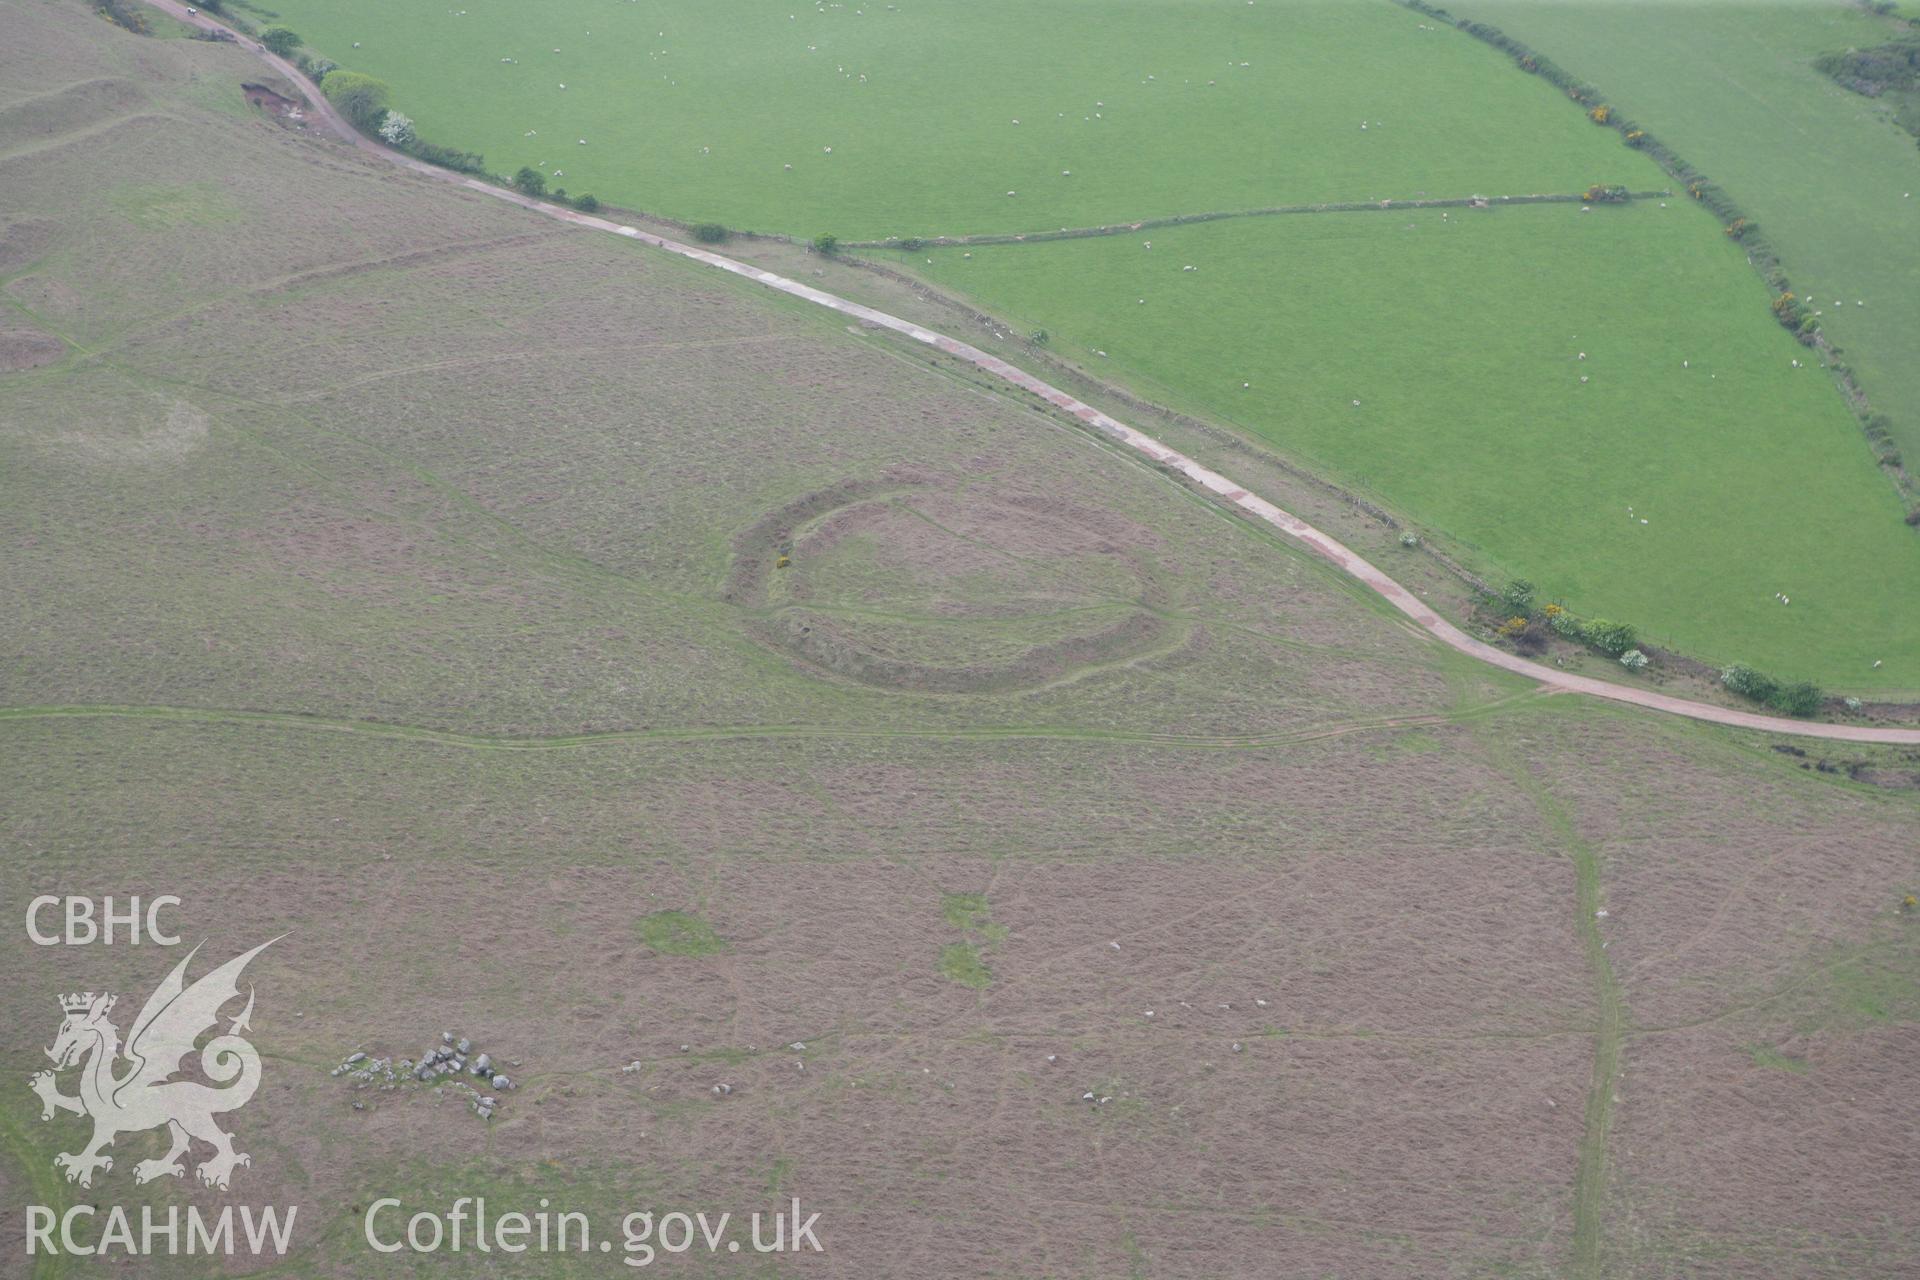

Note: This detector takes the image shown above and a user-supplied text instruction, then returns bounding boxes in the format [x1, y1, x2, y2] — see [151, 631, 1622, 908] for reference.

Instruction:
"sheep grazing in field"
[1184, 265, 1196, 271]
[1578, 352, 1586, 360]
[1580, 375, 1589, 384]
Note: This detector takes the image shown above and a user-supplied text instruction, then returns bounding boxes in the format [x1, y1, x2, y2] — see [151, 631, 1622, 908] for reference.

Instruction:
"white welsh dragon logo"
[29, 939, 276, 1191]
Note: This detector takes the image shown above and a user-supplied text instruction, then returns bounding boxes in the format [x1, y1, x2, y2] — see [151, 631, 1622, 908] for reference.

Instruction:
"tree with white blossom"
[379, 111, 415, 147]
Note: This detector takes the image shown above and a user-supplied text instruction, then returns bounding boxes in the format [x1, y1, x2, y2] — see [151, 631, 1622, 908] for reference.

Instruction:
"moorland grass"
[881, 199, 1920, 690]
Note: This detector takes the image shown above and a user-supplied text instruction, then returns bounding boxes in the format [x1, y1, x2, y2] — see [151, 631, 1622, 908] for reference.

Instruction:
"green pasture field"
[1455, 0, 1920, 463]
[879, 198, 1920, 691]
[261, 0, 1638, 238]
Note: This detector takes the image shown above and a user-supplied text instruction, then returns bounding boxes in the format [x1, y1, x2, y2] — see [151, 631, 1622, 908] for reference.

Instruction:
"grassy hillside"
[260, 0, 1920, 689]
[1454, 0, 1920, 465]
[3, 5, 1918, 1275]
[262, 0, 1640, 237]
[880, 199, 1920, 690]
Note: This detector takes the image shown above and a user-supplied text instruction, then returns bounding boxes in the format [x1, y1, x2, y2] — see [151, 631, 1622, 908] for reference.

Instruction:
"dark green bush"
[1580, 618, 1637, 657]
[812, 233, 839, 256]
[693, 223, 730, 244]
[259, 26, 302, 56]
[1769, 681, 1825, 717]
[511, 166, 546, 197]
[407, 141, 485, 174]
[573, 194, 600, 213]
[91, 0, 151, 33]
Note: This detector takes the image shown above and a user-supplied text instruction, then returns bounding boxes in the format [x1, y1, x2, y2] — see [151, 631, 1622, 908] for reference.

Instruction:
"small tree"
[1500, 578, 1535, 615]
[693, 222, 730, 243]
[378, 111, 415, 147]
[1619, 649, 1649, 673]
[259, 26, 302, 56]
[512, 166, 546, 197]
[812, 233, 839, 256]
[573, 194, 600, 212]
[321, 70, 391, 132]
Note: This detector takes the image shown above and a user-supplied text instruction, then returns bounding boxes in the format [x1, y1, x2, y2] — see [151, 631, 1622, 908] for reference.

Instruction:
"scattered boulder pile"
[331, 1030, 519, 1120]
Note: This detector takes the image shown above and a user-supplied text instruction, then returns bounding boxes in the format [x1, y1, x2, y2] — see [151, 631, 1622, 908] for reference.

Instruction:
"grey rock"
[443, 1031, 454, 1044]
[456, 1038, 471, 1055]
[472, 1053, 492, 1075]
[345, 1051, 367, 1065]
[492, 1074, 511, 1090]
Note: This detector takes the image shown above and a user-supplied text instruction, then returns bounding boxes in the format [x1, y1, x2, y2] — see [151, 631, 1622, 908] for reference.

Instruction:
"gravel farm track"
[150, 0, 1920, 746]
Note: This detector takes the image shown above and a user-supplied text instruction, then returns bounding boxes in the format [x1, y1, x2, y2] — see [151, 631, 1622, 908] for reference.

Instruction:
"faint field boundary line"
[0, 702, 1501, 753]
[837, 189, 1672, 250]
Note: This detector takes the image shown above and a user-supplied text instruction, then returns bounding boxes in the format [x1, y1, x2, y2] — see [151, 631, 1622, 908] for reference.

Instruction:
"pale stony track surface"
[148, 0, 1920, 745]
